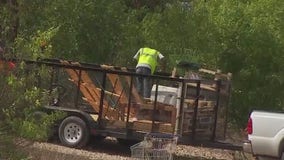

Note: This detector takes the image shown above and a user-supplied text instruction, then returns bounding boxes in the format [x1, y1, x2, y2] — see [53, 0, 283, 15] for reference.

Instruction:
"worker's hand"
[158, 59, 166, 72]
[156, 65, 164, 72]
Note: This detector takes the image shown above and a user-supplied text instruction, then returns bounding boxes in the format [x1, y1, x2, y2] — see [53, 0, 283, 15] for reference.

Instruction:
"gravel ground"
[15, 137, 255, 160]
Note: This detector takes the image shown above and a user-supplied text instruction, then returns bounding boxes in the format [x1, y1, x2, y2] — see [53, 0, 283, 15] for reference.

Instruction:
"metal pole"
[177, 80, 186, 135]
[151, 80, 159, 132]
[191, 80, 200, 141]
[74, 70, 82, 108]
[223, 80, 232, 139]
[98, 72, 107, 128]
[211, 80, 221, 141]
[126, 76, 133, 123]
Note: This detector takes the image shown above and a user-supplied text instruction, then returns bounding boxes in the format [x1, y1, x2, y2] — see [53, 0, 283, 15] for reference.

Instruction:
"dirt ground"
[14, 136, 255, 160]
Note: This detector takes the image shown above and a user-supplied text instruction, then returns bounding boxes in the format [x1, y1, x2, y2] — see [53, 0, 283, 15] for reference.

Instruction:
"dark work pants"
[136, 67, 152, 98]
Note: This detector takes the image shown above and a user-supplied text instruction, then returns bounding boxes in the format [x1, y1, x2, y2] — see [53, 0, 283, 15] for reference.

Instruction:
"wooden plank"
[107, 73, 136, 118]
[82, 97, 119, 120]
[68, 78, 103, 101]
[170, 109, 177, 127]
[133, 120, 174, 133]
[183, 108, 214, 114]
[124, 76, 143, 104]
[171, 67, 177, 77]
[70, 80, 118, 120]
[184, 99, 215, 108]
[79, 71, 131, 120]
[62, 60, 106, 105]
[69, 79, 121, 97]
[105, 120, 127, 129]
[187, 83, 216, 92]
[198, 68, 216, 75]
[198, 68, 233, 80]
[101, 119, 174, 133]
[60, 60, 119, 120]
[137, 102, 177, 126]
[107, 73, 128, 103]
[60, 60, 180, 127]
[80, 71, 105, 102]
[101, 64, 115, 70]
[123, 74, 176, 124]
[182, 129, 210, 134]
[138, 103, 175, 112]
[65, 61, 136, 120]
[66, 71, 101, 105]
[65, 69, 101, 110]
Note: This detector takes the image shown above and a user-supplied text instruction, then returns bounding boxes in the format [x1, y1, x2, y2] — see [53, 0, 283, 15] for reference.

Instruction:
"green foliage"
[216, 0, 284, 126]
[0, 64, 64, 142]
[15, 27, 59, 60]
[0, 2, 18, 47]
[0, 133, 28, 159]
[1, 0, 284, 129]
[1, 67, 66, 141]
[135, 0, 284, 126]
[0, 2, 66, 144]
[45, 0, 133, 63]
[13, 111, 66, 141]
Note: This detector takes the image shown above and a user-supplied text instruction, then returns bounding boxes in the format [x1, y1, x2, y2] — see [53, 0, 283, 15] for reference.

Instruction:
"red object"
[246, 117, 253, 134]
[7, 61, 16, 70]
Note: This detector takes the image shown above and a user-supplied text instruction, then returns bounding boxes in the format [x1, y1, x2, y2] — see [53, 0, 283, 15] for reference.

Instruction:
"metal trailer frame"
[2, 58, 232, 147]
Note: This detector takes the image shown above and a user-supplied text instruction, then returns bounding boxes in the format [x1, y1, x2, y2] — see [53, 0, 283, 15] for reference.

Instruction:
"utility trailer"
[4, 58, 232, 148]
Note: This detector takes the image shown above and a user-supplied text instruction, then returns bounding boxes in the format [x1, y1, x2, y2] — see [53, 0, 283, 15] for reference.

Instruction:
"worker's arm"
[133, 48, 141, 60]
[157, 53, 166, 72]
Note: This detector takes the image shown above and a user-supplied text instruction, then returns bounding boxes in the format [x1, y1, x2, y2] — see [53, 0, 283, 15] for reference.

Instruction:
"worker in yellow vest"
[133, 47, 164, 98]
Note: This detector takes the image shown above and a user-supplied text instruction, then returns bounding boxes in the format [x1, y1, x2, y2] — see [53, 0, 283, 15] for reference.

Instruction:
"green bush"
[0, 125, 28, 159]
[0, 63, 65, 142]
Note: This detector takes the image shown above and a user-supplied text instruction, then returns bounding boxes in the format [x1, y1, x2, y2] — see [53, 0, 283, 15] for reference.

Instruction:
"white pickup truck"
[243, 110, 284, 160]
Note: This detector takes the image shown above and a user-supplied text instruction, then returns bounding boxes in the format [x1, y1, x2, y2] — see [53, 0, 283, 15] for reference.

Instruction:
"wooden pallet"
[187, 83, 216, 92]
[102, 119, 174, 133]
[106, 73, 136, 119]
[132, 120, 174, 133]
[184, 99, 215, 108]
[101, 66, 177, 126]
[61, 60, 120, 120]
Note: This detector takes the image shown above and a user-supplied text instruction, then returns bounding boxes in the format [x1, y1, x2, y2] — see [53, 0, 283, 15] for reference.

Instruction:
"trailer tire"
[58, 116, 89, 148]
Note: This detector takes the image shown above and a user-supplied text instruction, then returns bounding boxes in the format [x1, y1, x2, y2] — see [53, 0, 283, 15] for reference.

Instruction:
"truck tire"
[58, 116, 89, 148]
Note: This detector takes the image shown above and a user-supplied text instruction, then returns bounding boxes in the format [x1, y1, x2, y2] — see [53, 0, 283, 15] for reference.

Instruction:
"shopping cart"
[130, 133, 178, 160]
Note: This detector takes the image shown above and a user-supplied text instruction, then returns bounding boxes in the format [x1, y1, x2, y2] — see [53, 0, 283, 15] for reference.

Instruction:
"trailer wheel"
[58, 116, 89, 148]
